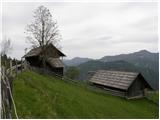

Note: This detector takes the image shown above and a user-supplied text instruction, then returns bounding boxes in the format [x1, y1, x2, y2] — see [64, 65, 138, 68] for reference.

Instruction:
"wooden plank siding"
[89, 70, 152, 99]
[127, 74, 148, 98]
[23, 44, 66, 76]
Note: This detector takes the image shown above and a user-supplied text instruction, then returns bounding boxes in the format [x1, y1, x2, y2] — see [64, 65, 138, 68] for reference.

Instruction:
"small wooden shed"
[23, 44, 66, 76]
[89, 70, 152, 98]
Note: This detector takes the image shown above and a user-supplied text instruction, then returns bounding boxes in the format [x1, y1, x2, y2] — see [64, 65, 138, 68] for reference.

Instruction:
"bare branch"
[1, 36, 12, 56]
[25, 5, 61, 48]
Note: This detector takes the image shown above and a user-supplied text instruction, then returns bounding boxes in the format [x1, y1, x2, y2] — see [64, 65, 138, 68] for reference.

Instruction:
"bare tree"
[1, 36, 12, 56]
[25, 5, 61, 67]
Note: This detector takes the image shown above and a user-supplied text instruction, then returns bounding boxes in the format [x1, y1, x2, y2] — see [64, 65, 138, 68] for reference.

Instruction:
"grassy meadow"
[12, 70, 158, 119]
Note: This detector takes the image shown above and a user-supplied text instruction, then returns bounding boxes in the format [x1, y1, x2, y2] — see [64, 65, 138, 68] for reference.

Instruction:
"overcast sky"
[2, 2, 158, 60]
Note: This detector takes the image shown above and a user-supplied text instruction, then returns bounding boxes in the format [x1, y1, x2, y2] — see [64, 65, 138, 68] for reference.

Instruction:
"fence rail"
[1, 60, 25, 119]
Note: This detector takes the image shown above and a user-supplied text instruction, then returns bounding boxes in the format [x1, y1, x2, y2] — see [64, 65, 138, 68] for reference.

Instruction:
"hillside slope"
[77, 60, 158, 89]
[64, 50, 158, 74]
[12, 70, 158, 118]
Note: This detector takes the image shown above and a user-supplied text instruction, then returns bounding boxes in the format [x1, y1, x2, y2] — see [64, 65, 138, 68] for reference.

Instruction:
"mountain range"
[64, 57, 92, 66]
[63, 50, 159, 90]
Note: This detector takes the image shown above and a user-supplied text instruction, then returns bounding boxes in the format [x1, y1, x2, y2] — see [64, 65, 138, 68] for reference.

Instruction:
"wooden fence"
[3, 60, 156, 118]
[1, 60, 26, 119]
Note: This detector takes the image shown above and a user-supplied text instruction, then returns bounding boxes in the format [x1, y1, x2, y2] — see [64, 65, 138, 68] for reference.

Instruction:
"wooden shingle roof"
[46, 58, 64, 68]
[23, 44, 66, 58]
[23, 47, 41, 58]
[89, 70, 139, 90]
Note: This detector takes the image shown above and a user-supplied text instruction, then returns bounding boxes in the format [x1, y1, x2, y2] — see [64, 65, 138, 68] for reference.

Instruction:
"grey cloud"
[129, 16, 158, 31]
[2, 2, 158, 59]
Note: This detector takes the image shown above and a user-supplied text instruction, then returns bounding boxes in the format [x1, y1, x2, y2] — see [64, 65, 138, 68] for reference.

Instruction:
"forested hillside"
[64, 50, 159, 89]
[64, 57, 92, 66]
[77, 60, 158, 90]
[100, 50, 158, 74]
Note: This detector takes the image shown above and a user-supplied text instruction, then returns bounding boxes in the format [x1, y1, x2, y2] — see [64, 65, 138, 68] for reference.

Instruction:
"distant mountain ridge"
[64, 50, 158, 67]
[77, 60, 158, 90]
[64, 50, 159, 90]
[100, 50, 159, 74]
[64, 57, 92, 66]
[100, 50, 157, 62]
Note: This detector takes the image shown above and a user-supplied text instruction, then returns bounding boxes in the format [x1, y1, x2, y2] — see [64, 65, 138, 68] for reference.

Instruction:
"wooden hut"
[23, 44, 66, 76]
[89, 70, 152, 98]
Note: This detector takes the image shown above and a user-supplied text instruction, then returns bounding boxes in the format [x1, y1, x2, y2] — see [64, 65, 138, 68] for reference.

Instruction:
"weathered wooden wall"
[127, 74, 151, 98]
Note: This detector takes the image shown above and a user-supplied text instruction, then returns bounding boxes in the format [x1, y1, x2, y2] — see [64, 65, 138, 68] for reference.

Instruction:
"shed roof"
[89, 70, 140, 90]
[23, 44, 66, 58]
[46, 58, 64, 68]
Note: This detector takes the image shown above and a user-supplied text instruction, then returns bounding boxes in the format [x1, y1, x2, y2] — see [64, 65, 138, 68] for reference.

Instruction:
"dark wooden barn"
[23, 44, 66, 76]
[89, 70, 152, 98]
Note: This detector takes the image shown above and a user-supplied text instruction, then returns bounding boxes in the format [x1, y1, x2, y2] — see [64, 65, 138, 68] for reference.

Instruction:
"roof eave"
[126, 73, 139, 90]
[126, 73, 153, 90]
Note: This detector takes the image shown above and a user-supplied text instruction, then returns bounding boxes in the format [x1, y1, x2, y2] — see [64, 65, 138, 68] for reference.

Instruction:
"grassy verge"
[12, 70, 159, 119]
[146, 91, 159, 105]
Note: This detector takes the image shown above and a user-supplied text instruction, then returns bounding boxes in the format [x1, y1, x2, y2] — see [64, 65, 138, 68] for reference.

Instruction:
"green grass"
[12, 70, 159, 119]
[147, 91, 159, 105]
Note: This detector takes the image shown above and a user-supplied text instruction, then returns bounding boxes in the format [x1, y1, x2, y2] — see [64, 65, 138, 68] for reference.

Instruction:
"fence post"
[4, 61, 7, 68]
[15, 61, 18, 76]
[2, 66, 5, 80]
[10, 60, 12, 76]
[1, 64, 19, 118]
[24, 60, 27, 70]
[21, 58, 23, 72]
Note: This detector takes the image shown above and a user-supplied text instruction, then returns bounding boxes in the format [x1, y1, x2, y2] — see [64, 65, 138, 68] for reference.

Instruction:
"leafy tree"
[65, 67, 79, 80]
